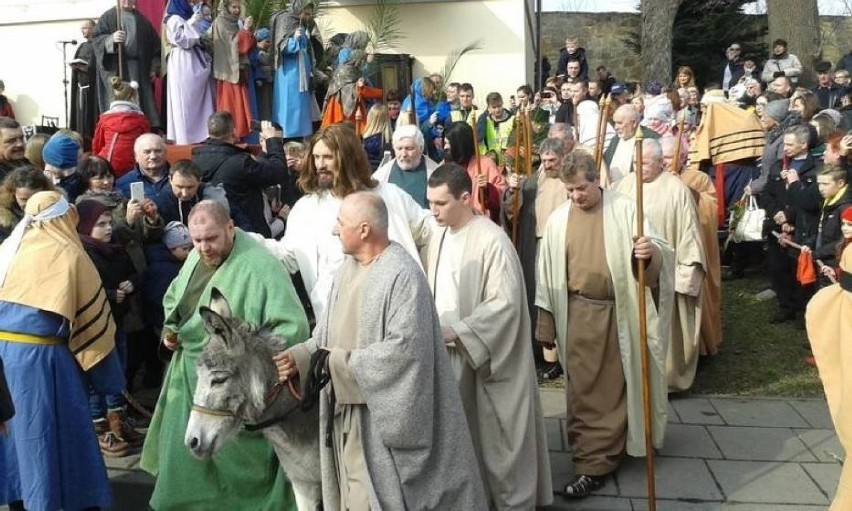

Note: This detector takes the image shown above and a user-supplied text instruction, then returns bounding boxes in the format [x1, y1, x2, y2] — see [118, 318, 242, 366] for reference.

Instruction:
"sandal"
[562, 474, 606, 498]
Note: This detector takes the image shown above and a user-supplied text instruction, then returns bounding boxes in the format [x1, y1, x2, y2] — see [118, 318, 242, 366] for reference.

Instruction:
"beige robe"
[616, 172, 707, 392]
[680, 170, 723, 356]
[536, 191, 675, 456]
[425, 216, 553, 508]
[806, 246, 852, 511]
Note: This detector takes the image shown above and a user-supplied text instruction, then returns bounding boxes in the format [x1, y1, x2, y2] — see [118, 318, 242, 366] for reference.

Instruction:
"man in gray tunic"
[277, 191, 486, 510]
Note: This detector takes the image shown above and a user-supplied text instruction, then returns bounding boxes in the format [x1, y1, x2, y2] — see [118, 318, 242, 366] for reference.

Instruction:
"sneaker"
[562, 474, 606, 498]
[94, 419, 130, 458]
[108, 409, 146, 448]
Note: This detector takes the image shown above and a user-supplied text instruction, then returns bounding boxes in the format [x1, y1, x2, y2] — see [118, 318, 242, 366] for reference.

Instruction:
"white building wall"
[0, 0, 531, 126]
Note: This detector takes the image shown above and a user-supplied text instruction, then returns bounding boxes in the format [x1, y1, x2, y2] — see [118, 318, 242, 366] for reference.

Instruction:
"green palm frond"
[244, 0, 288, 30]
[367, 0, 404, 52]
[439, 40, 483, 84]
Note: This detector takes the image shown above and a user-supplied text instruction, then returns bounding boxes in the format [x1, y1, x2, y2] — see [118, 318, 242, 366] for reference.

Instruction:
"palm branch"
[366, 0, 404, 52]
[438, 40, 483, 84]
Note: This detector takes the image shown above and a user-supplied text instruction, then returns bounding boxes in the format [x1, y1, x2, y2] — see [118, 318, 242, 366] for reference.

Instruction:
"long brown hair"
[299, 123, 377, 197]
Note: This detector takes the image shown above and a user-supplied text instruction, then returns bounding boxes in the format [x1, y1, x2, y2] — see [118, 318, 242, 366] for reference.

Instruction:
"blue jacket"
[116, 164, 171, 200]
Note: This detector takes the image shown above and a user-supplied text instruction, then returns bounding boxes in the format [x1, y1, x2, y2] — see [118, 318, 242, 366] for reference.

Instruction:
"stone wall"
[541, 11, 851, 85]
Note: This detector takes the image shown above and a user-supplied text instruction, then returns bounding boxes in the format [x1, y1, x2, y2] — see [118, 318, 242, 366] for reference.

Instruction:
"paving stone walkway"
[3, 389, 842, 510]
[540, 388, 842, 510]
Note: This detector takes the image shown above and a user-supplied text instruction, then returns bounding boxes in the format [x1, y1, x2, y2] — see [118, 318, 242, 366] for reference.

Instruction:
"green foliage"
[244, 0, 288, 29]
[366, 0, 404, 52]
[624, 0, 768, 88]
[438, 40, 484, 85]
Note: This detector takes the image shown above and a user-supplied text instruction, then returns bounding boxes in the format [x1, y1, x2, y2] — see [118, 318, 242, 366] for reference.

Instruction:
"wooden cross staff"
[634, 128, 657, 511]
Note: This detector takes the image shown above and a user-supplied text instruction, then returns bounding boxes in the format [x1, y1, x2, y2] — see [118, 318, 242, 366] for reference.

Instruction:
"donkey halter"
[191, 379, 303, 422]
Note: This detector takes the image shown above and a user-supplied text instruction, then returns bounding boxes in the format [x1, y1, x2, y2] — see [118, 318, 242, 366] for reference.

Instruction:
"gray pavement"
[3, 389, 843, 510]
[541, 389, 842, 510]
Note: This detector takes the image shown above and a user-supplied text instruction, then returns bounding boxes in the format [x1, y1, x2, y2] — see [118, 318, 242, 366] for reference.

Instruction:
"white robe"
[615, 172, 707, 392]
[536, 191, 675, 455]
[251, 182, 433, 318]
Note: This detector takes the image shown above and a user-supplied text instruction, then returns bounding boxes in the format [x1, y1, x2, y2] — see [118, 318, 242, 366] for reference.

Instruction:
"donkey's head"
[185, 288, 278, 459]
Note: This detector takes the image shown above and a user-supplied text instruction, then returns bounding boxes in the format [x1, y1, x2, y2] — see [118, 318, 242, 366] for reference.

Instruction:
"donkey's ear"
[199, 306, 232, 343]
[208, 288, 232, 319]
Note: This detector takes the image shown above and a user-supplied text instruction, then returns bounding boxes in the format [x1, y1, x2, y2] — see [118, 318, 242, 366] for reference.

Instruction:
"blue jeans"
[87, 329, 127, 419]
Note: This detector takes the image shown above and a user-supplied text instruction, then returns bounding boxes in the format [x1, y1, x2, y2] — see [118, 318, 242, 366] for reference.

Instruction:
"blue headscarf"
[166, 0, 194, 20]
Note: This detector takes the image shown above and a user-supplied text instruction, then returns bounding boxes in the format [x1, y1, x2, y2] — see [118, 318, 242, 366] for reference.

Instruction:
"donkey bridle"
[191, 349, 330, 432]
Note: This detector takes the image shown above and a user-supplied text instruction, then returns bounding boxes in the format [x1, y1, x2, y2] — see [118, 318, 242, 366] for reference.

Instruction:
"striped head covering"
[0, 191, 115, 370]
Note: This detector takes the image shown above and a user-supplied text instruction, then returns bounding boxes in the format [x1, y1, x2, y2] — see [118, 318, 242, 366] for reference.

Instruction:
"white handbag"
[730, 195, 766, 243]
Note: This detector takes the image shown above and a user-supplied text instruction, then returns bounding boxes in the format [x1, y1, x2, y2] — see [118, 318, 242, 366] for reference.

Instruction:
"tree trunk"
[640, 0, 683, 85]
[766, 0, 819, 87]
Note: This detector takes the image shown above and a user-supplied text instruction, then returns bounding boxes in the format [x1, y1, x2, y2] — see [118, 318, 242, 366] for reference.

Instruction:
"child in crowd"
[477, 91, 514, 167]
[809, 166, 852, 288]
[92, 77, 150, 178]
[386, 89, 402, 131]
[143, 221, 191, 347]
[76, 199, 146, 457]
[213, 0, 255, 139]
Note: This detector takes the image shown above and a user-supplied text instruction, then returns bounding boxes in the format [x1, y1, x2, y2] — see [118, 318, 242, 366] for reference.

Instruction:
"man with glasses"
[722, 43, 745, 92]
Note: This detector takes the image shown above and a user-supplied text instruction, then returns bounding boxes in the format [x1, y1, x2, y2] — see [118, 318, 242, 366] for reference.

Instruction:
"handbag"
[730, 194, 766, 242]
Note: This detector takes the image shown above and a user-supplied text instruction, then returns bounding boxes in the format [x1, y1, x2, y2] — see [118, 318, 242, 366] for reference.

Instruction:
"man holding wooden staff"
[535, 149, 674, 498]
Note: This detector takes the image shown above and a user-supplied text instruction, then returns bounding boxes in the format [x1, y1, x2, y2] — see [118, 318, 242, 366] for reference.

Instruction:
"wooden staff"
[406, 83, 416, 125]
[594, 94, 609, 171]
[671, 111, 686, 174]
[115, 0, 124, 81]
[511, 112, 523, 245]
[633, 128, 657, 511]
[470, 109, 489, 217]
[523, 107, 533, 177]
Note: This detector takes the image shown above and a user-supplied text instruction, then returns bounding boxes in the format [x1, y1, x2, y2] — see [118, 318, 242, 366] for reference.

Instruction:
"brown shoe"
[94, 419, 131, 458]
[108, 409, 146, 448]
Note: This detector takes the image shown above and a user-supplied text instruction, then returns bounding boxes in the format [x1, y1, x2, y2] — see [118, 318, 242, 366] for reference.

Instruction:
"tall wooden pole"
[511, 111, 523, 245]
[115, 0, 124, 81]
[634, 128, 657, 511]
[594, 94, 609, 171]
[671, 112, 686, 174]
[470, 110, 489, 217]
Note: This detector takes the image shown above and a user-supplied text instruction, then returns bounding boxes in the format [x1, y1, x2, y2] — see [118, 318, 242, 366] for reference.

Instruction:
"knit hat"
[814, 109, 843, 128]
[75, 200, 110, 236]
[42, 134, 80, 169]
[163, 221, 192, 249]
[255, 28, 271, 42]
[842, 207, 852, 224]
[764, 99, 790, 123]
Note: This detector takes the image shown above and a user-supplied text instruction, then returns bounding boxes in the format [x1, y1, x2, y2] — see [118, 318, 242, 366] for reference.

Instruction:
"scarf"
[0, 191, 115, 370]
[165, 0, 193, 20]
[76, 199, 123, 258]
[212, 1, 242, 83]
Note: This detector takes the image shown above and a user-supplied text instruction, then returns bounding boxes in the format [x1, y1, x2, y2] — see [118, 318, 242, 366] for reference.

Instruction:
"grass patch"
[690, 273, 823, 397]
[540, 273, 825, 397]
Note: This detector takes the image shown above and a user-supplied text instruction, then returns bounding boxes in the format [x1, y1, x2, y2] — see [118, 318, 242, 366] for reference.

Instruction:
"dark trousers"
[766, 242, 801, 314]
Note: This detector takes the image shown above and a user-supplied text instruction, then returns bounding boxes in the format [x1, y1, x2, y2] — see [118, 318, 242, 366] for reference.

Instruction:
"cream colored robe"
[425, 216, 553, 509]
[806, 246, 852, 511]
[536, 191, 675, 455]
[616, 172, 706, 392]
[680, 170, 723, 356]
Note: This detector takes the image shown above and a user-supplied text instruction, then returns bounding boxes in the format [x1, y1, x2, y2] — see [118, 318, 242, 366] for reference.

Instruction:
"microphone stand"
[60, 40, 76, 128]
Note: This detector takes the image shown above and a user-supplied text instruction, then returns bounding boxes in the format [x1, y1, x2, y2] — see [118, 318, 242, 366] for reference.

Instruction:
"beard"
[397, 156, 420, 171]
[316, 170, 334, 190]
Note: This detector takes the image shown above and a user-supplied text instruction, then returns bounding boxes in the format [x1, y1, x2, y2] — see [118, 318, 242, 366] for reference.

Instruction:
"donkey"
[184, 288, 322, 511]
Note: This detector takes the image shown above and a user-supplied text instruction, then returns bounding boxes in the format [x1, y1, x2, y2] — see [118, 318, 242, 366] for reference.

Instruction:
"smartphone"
[130, 181, 145, 203]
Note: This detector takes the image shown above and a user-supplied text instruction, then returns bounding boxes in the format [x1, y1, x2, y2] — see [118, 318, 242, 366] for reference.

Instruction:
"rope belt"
[0, 331, 63, 345]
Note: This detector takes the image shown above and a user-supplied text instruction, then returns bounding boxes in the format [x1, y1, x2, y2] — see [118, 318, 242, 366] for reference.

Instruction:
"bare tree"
[640, 0, 684, 84]
[766, 0, 819, 86]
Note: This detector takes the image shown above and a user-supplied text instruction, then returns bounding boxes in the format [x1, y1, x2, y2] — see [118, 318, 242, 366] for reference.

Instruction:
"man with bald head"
[615, 138, 706, 392]
[276, 191, 486, 509]
[660, 136, 723, 357]
[140, 199, 310, 510]
[116, 133, 171, 199]
[603, 104, 659, 183]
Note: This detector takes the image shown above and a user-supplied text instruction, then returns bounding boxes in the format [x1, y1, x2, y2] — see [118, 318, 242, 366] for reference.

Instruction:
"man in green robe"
[140, 200, 310, 510]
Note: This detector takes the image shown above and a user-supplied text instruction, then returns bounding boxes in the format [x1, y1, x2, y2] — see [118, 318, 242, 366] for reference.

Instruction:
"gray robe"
[292, 242, 486, 510]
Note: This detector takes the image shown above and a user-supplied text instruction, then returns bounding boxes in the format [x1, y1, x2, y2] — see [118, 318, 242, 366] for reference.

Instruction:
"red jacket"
[93, 106, 150, 178]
